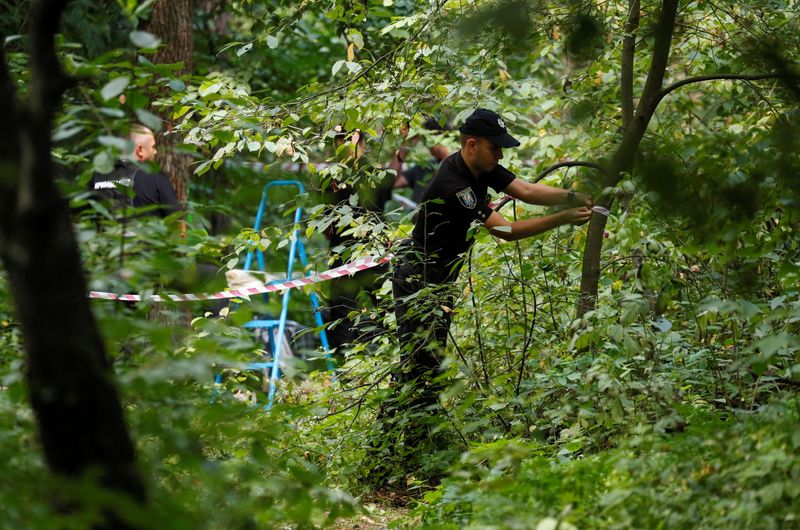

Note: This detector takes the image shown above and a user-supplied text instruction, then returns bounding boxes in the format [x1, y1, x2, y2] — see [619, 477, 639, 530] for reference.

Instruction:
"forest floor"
[332, 504, 410, 529]
[332, 492, 413, 529]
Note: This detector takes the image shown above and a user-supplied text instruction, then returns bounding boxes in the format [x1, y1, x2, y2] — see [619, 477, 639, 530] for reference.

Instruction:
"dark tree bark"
[575, 0, 799, 317]
[144, 0, 194, 204]
[0, 1, 146, 527]
[577, 0, 679, 317]
[620, 0, 640, 132]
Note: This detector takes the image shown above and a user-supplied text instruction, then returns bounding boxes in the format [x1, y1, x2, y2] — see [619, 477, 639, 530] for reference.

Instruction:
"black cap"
[458, 108, 520, 148]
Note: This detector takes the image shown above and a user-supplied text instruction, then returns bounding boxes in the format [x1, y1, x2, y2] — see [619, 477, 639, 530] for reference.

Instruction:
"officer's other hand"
[565, 206, 592, 225]
[572, 191, 593, 208]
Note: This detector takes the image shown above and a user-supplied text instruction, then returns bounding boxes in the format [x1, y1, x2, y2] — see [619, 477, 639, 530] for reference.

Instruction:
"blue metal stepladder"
[236, 179, 334, 408]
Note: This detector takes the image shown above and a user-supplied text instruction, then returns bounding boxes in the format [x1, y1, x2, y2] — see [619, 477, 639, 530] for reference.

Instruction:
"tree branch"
[287, 4, 440, 108]
[621, 0, 641, 131]
[578, 0, 679, 317]
[631, 0, 680, 138]
[535, 161, 606, 183]
[490, 161, 606, 212]
[654, 73, 800, 110]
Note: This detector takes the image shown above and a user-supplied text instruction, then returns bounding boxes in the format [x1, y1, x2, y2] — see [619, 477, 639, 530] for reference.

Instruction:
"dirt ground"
[331, 494, 414, 529]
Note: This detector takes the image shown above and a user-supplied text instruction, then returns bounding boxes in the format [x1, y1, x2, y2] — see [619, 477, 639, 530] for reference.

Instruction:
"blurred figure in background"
[321, 126, 393, 351]
[389, 117, 452, 204]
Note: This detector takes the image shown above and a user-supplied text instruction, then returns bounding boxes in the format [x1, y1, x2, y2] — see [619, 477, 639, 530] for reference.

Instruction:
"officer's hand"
[564, 206, 592, 225]
[571, 191, 593, 208]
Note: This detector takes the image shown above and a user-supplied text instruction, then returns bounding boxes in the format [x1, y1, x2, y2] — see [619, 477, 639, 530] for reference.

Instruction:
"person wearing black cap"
[391, 108, 593, 409]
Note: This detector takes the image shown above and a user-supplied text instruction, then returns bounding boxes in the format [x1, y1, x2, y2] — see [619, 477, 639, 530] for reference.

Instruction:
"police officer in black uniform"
[88, 124, 180, 219]
[392, 108, 593, 404]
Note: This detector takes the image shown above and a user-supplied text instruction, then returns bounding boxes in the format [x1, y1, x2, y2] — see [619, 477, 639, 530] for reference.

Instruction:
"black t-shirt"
[411, 151, 515, 269]
[404, 159, 438, 203]
[89, 160, 180, 219]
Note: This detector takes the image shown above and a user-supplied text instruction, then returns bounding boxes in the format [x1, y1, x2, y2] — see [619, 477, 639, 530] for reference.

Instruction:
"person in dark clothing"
[89, 161, 180, 219]
[323, 127, 394, 351]
[391, 108, 593, 407]
[389, 118, 451, 204]
[88, 125, 180, 219]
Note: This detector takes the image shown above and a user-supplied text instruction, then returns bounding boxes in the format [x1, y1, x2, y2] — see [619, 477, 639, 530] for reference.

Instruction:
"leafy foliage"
[2, 0, 800, 528]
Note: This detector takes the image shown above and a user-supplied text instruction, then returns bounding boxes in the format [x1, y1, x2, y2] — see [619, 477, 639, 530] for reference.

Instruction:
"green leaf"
[169, 78, 186, 91]
[98, 107, 126, 118]
[101, 76, 130, 101]
[653, 317, 672, 333]
[135, 109, 162, 132]
[98, 135, 132, 152]
[93, 150, 115, 174]
[752, 333, 796, 358]
[736, 300, 762, 320]
[130, 31, 161, 49]
[52, 124, 84, 142]
[199, 81, 222, 97]
[770, 296, 786, 310]
[194, 160, 213, 175]
[216, 41, 243, 54]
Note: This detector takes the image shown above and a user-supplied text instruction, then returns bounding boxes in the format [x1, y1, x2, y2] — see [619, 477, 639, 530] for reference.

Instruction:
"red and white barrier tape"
[89, 204, 610, 303]
[88, 255, 393, 303]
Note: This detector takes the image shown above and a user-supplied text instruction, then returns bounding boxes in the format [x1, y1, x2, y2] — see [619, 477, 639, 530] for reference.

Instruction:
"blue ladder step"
[246, 362, 275, 370]
[242, 320, 282, 328]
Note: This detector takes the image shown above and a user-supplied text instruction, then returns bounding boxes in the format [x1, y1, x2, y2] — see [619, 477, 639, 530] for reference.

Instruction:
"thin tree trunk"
[0, 1, 146, 528]
[144, 0, 193, 204]
[621, 0, 640, 132]
[577, 0, 679, 317]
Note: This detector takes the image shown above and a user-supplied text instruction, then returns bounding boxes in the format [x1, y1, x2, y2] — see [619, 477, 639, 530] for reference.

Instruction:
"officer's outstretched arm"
[504, 178, 592, 208]
[484, 208, 592, 241]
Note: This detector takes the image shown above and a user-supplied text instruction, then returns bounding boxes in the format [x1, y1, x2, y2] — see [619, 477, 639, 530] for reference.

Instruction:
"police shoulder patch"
[456, 187, 477, 209]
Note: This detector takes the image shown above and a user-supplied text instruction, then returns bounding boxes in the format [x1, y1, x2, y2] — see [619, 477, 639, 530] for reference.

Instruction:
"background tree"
[144, 0, 194, 203]
[577, 0, 800, 316]
[0, 0, 146, 527]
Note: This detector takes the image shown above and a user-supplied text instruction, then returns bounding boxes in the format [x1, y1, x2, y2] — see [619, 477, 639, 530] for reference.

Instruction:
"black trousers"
[326, 263, 388, 349]
[391, 242, 460, 387]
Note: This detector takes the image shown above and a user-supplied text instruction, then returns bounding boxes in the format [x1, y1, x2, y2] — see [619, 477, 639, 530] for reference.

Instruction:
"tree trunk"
[144, 0, 194, 204]
[577, 0, 679, 317]
[0, 2, 146, 527]
[620, 0, 640, 132]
